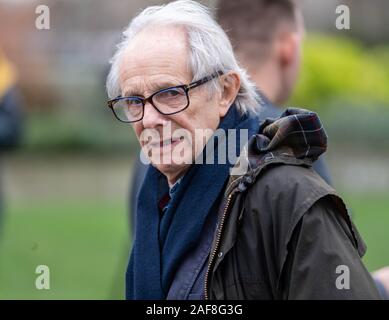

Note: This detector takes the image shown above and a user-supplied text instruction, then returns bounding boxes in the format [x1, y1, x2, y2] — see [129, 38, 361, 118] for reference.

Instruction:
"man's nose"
[142, 101, 166, 129]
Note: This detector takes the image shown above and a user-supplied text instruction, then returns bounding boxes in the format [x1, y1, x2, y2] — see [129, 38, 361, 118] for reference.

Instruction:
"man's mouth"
[148, 136, 184, 149]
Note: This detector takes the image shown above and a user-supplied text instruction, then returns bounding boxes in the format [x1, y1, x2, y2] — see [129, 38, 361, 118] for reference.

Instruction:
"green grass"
[342, 193, 389, 272]
[0, 193, 388, 299]
[0, 201, 131, 300]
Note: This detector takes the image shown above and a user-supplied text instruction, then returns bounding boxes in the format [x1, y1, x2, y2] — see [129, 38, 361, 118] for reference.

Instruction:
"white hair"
[106, 0, 261, 114]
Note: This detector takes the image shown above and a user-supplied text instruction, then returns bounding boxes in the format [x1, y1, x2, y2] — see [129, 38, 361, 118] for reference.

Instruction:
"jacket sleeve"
[0, 88, 23, 150]
[282, 196, 382, 300]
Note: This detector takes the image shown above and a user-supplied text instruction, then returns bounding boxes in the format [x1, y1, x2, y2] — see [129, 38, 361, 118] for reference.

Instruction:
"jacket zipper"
[204, 193, 233, 300]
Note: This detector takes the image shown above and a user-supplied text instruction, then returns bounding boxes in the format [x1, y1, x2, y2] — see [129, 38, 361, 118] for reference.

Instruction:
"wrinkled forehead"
[118, 25, 192, 84]
[130, 24, 188, 52]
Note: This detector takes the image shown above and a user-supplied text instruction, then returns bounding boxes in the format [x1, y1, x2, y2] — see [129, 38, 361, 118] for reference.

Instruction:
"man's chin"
[151, 161, 192, 177]
[145, 143, 195, 172]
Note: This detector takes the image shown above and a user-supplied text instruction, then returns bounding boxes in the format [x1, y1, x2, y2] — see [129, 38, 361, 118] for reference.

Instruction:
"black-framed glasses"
[107, 71, 223, 123]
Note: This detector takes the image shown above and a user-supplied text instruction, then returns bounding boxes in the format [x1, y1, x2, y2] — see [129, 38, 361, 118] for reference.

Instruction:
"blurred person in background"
[0, 47, 23, 234]
[110, 0, 382, 299]
[218, 0, 332, 184]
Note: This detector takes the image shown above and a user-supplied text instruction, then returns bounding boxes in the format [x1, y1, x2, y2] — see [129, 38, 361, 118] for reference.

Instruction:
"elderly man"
[106, 0, 381, 300]
[128, 0, 331, 234]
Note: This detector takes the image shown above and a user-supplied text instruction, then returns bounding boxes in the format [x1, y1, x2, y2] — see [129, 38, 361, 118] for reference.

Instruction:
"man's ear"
[279, 31, 299, 68]
[219, 72, 241, 117]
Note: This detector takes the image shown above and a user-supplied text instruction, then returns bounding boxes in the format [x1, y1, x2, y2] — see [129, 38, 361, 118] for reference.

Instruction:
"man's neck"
[167, 170, 187, 188]
[241, 57, 289, 106]
[251, 71, 281, 106]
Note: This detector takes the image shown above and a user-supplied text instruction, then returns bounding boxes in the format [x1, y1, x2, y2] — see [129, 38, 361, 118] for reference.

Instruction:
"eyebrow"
[123, 81, 185, 97]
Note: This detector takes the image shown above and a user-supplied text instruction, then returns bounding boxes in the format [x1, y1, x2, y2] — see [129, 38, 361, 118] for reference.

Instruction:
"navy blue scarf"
[126, 105, 260, 299]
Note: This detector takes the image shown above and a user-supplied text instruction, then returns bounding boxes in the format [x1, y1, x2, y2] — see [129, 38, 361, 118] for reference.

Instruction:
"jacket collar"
[225, 108, 328, 196]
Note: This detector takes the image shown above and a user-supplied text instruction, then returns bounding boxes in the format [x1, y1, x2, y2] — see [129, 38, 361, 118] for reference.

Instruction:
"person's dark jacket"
[205, 108, 381, 299]
[0, 88, 23, 151]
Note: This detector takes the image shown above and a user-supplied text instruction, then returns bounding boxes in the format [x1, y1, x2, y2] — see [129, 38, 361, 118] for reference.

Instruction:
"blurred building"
[302, 0, 389, 43]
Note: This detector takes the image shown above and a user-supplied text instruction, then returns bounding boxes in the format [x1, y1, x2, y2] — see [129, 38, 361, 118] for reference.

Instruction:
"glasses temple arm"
[186, 71, 224, 90]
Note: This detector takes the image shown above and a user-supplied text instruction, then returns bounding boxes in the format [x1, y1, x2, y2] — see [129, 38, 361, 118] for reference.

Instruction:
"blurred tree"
[290, 34, 389, 110]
